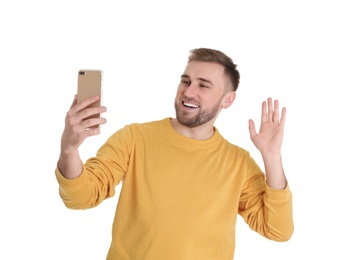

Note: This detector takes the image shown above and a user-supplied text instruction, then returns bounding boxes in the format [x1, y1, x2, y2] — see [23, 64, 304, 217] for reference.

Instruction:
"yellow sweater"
[55, 118, 293, 260]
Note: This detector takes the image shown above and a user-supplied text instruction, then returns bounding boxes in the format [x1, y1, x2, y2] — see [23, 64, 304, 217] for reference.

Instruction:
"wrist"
[261, 151, 281, 161]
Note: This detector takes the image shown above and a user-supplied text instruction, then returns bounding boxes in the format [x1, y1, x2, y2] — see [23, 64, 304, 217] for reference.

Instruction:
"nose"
[183, 84, 197, 98]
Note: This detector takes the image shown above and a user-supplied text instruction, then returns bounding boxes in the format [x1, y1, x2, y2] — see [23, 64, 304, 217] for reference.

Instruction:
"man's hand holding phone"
[61, 95, 107, 151]
[61, 69, 107, 152]
[57, 94, 107, 180]
[57, 69, 106, 180]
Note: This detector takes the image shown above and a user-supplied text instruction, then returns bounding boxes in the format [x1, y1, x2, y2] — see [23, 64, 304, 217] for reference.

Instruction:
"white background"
[1, 0, 349, 259]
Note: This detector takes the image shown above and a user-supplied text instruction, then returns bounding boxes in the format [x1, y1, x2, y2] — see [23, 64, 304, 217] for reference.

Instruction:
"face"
[174, 61, 233, 128]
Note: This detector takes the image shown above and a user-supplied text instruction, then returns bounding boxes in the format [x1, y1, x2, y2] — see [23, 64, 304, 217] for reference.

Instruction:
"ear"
[222, 91, 236, 109]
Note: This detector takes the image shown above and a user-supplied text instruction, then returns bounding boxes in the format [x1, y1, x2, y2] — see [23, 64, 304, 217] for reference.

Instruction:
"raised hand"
[248, 97, 286, 155]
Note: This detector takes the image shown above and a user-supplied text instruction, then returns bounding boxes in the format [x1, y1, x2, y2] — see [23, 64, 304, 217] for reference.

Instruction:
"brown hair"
[188, 48, 240, 91]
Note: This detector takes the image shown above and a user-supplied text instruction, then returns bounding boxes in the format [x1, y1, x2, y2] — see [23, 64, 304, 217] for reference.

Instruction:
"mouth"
[182, 101, 199, 109]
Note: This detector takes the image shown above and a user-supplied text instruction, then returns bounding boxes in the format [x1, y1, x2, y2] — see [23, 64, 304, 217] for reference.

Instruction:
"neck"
[170, 118, 215, 140]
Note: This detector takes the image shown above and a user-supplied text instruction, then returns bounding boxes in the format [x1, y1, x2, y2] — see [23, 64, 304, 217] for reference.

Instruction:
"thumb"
[248, 119, 257, 141]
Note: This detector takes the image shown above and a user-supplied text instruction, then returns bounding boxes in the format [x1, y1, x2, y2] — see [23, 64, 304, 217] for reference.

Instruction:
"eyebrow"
[181, 74, 214, 86]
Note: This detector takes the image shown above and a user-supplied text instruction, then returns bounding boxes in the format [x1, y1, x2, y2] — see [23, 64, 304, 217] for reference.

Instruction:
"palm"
[249, 98, 286, 154]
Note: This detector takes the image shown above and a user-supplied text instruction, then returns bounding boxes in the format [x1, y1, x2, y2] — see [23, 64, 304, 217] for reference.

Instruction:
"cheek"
[175, 87, 184, 98]
[206, 94, 219, 103]
[206, 95, 224, 108]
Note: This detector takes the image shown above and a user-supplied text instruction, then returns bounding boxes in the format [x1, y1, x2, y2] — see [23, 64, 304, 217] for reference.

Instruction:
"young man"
[56, 48, 293, 259]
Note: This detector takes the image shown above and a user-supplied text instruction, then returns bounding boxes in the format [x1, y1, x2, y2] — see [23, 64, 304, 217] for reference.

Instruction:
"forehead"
[183, 61, 226, 84]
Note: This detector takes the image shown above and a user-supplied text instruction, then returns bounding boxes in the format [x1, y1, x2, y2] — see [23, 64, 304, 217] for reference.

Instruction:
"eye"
[200, 84, 209, 88]
[182, 79, 191, 85]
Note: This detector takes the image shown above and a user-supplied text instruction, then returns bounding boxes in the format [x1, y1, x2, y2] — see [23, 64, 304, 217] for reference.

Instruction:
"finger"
[248, 119, 257, 140]
[84, 127, 102, 136]
[261, 100, 267, 123]
[70, 96, 101, 122]
[75, 95, 101, 113]
[81, 116, 107, 130]
[280, 107, 287, 126]
[78, 105, 107, 122]
[273, 99, 280, 123]
[267, 97, 273, 122]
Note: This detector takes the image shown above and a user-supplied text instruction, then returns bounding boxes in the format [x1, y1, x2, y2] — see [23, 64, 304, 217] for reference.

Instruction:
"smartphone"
[77, 69, 103, 129]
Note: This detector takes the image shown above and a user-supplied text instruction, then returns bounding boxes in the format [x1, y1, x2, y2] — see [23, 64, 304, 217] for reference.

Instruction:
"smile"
[183, 102, 199, 108]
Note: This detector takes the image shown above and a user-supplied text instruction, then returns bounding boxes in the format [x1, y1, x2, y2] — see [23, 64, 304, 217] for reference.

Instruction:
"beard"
[174, 96, 223, 128]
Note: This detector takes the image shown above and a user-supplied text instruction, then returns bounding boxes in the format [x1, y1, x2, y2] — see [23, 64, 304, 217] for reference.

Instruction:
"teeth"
[184, 102, 199, 108]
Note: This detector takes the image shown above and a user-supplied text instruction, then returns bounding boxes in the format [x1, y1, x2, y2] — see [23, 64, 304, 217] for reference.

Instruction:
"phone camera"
[79, 71, 86, 75]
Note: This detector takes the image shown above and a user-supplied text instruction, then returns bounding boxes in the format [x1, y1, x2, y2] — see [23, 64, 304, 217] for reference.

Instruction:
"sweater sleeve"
[55, 125, 132, 210]
[238, 156, 294, 242]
